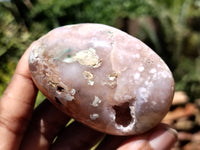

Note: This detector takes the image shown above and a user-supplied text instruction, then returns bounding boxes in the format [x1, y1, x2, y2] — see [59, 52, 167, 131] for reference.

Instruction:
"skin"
[0, 43, 177, 150]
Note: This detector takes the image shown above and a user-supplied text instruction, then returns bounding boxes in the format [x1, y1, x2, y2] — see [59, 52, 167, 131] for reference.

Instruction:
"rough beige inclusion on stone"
[29, 23, 174, 136]
[62, 47, 102, 68]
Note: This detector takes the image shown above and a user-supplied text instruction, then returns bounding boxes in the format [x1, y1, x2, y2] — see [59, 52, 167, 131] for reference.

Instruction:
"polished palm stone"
[29, 23, 174, 135]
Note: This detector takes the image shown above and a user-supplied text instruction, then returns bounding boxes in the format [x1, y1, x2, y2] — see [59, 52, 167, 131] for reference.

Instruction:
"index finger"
[0, 42, 38, 150]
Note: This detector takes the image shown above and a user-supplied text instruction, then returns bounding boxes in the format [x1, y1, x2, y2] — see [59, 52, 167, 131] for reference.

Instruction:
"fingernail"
[149, 127, 178, 150]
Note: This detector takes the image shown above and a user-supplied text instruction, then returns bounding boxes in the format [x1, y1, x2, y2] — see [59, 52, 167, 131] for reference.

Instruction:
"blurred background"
[0, 0, 200, 149]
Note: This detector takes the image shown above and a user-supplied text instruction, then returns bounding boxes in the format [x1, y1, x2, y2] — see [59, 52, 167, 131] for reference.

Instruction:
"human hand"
[0, 44, 177, 150]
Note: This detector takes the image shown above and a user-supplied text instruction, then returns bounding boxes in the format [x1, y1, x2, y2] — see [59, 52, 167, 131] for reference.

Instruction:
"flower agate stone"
[29, 23, 174, 135]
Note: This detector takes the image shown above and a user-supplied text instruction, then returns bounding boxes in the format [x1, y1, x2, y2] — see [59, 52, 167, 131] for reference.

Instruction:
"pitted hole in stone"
[56, 86, 64, 94]
[55, 97, 62, 105]
[112, 102, 133, 127]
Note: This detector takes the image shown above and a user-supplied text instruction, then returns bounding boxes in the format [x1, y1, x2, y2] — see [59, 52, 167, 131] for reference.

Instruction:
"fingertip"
[149, 125, 177, 150]
[117, 124, 177, 150]
[15, 41, 36, 78]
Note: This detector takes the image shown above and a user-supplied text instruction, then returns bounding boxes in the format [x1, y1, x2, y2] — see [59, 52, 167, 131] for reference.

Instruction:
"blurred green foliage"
[0, 0, 200, 102]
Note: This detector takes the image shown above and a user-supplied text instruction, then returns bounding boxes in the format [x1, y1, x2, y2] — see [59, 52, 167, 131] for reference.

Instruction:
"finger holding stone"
[95, 135, 131, 150]
[0, 42, 38, 150]
[117, 124, 177, 150]
[20, 100, 71, 150]
[50, 121, 105, 150]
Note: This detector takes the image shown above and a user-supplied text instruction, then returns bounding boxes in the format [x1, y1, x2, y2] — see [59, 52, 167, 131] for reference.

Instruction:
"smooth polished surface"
[29, 23, 174, 135]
